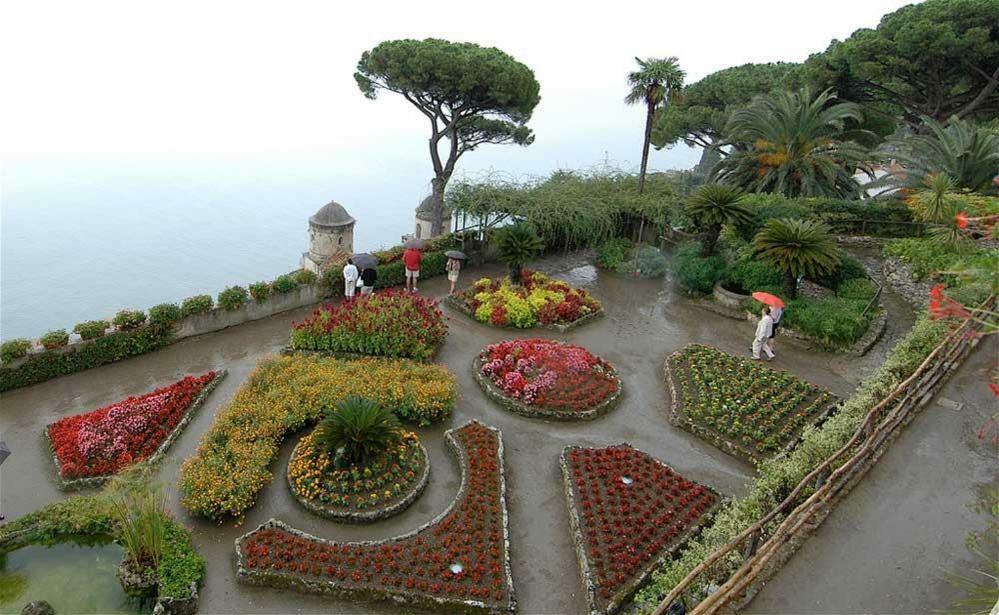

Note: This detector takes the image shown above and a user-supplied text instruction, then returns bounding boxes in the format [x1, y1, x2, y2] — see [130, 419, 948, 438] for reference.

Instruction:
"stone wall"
[174, 285, 326, 340]
[882, 256, 932, 308]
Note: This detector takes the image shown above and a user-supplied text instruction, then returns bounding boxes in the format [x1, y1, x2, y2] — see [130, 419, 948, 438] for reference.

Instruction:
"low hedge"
[178, 355, 457, 520]
[0, 324, 174, 392]
[783, 297, 871, 348]
[736, 195, 922, 239]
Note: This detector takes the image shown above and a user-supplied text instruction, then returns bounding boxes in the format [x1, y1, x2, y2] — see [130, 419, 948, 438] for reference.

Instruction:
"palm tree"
[495, 223, 545, 284]
[626, 57, 685, 194]
[713, 88, 872, 198]
[907, 172, 968, 249]
[883, 116, 999, 193]
[752, 219, 841, 299]
[314, 396, 402, 466]
[685, 184, 754, 256]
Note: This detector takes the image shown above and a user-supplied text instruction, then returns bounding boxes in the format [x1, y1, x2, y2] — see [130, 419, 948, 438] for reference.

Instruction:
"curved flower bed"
[665, 344, 837, 464]
[287, 430, 430, 523]
[179, 356, 456, 521]
[560, 444, 720, 615]
[448, 270, 602, 331]
[236, 421, 515, 614]
[46, 370, 225, 489]
[474, 339, 621, 420]
[290, 290, 447, 360]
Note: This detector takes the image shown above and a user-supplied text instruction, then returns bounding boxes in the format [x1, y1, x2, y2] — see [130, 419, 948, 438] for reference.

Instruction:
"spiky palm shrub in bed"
[752, 219, 841, 299]
[495, 223, 545, 284]
[314, 396, 402, 467]
[685, 184, 754, 256]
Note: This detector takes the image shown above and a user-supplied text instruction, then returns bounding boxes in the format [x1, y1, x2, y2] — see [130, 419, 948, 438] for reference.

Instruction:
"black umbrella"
[351, 253, 378, 269]
[444, 250, 468, 260]
[404, 237, 428, 250]
[0, 441, 9, 466]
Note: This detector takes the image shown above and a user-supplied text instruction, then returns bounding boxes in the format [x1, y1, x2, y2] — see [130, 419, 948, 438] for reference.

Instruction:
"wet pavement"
[0, 251, 986, 615]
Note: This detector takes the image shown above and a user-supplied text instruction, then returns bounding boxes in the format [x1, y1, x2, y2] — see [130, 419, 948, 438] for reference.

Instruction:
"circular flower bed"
[474, 339, 621, 420]
[450, 270, 602, 330]
[288, 430, 429, 523]
[290, 290, 447, 361]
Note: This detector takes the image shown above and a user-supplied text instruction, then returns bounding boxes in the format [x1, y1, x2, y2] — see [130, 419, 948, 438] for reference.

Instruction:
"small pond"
[0, 542, 148, 614]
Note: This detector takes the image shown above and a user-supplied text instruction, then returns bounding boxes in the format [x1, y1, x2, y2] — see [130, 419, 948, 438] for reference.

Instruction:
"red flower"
[955, 212, 969, 229]
[928, 284, 971, 320]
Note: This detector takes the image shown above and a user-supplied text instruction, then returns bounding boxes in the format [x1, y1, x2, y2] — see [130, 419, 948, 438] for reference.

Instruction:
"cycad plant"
[625, 56, 685, 194]
[713, 88, 872, 198]
[752, 219, 841, 298]
[314, 396, 402, 466]
[494, 223, 545, 284]
[685, 184, 754, 256]
[884, 116, 999, 193]
[907, 172, 968, 249]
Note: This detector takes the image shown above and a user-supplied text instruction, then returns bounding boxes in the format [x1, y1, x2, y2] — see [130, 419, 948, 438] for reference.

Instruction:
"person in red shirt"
[403, 248, 422, 292]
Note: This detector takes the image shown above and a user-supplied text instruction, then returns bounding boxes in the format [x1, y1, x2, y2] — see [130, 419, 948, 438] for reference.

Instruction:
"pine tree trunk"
[429, 178, 447, 236]
[638, 102, 655, 195]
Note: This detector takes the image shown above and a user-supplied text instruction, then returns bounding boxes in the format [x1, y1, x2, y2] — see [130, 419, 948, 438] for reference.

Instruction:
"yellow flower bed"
[177, 355, 456, 521]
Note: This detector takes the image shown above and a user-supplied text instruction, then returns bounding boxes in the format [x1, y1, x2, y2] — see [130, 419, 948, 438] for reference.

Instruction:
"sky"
[1, 0, 916, 174]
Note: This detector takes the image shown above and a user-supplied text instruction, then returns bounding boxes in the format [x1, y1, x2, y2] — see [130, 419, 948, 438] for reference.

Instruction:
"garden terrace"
[474, 339, 622, 420]
[560, 445, 720, 615]
[236, 421, 515, 614]
[665, 344, 837, 464]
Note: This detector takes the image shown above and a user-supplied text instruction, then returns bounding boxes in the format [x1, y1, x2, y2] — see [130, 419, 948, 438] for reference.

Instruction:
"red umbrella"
[751, 291, 785, 308]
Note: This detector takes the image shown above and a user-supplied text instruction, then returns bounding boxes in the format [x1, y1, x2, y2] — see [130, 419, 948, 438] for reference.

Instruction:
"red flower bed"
[236, 421, 514, 613]
[478, 339, 618, 413]
[48, 372, 218, 480]
[561, 445, 719, 614]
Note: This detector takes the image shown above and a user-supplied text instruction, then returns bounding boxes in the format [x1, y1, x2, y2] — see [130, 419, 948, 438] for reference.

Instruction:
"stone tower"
[301, 200, 355, 273]
[413, 194, 452, 239]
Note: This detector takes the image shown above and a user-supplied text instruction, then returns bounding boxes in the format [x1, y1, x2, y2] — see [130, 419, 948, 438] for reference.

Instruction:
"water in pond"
[0, 543, 147, 614]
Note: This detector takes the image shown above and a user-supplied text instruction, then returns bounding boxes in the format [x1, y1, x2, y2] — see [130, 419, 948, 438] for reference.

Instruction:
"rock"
[21, 601, 55, 615]
[117, 557, 158, 598]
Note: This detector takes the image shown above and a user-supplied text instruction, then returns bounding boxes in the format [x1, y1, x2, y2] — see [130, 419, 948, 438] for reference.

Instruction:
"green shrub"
[112, 309, 147, 331]
[1, 339, 33, 362]
[313, 396, 402, 465]
[673, 242, 726, 294]
[271, 275, 299, 294]
[73, 320, 108, 341]
[148, 303, 182, 326]
[293, 269, 318, 286]
[180, 295, 213, 316]
[810, 253, 867, 289]
[217, 286, 249, 311]
[596, 238, 635, 270]
[784, 297, 870, 347]
[374, 261, 405, 289]
[837, 278, 877, 301]
[421, 251, 448, 277]
[634, 245, 668, 278]
[724, 257, 782, 295]
[40, 330, 70, 350]
[945, 281, 991, 307]
[883, 238, 963, 280]
[248, 282, 271, 302]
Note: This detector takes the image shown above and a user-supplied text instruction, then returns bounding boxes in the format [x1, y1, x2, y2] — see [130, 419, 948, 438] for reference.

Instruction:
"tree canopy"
[807, 0, 999, 127]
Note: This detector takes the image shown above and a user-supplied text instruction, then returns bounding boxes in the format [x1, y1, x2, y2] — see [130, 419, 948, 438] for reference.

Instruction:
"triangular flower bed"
[236, 421, 516, 614]
[46, 370, 225, 489]
[560, 444, 721, 615]
[665, 344, 837, 464]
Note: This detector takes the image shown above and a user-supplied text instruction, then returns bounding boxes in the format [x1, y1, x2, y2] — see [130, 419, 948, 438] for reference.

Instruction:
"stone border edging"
[471, 354, 622, 421]
[285, 438, 431, 523]
[443, 294, 605, 333]
[45, 370, 227, 491]
[235, 420, 516, 615]
[559, 445, 724, 615]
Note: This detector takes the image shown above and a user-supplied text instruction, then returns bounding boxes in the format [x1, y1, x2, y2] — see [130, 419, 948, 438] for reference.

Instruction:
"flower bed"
[448, 270, 602, 331]
[290, 290, 447, 361]
[287, 430, 430, 523]
[236, 421, 515, 614]
[474, 339, 622, 420]
[665, 344, 836, 464]
[560, 444, 720, 615]
[46, 371, 225, 489]
[179, 356, 456, 521]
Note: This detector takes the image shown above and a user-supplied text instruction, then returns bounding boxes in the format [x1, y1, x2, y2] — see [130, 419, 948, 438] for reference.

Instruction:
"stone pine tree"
[625, 57, 684, 194]
[355, 39, 541, 235]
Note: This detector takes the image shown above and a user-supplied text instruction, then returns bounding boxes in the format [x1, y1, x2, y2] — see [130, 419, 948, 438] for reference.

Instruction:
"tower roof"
[416, 194, 452, 219]
[309, 201, 355, 228]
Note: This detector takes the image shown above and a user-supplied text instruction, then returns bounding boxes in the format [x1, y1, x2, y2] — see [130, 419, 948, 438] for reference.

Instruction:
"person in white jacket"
[752, 306, 775, 360]
[342, 259, 359, 300]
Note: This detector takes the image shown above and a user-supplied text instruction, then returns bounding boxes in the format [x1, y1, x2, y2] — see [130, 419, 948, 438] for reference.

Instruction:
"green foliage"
[837, 278, 878, 301]
[753, 219, 841, 297]
[157, 521, 205, 599]
[180, 295, 213, 316]
[673, 241, 727, 294]
[734, 194, 922, 239]
[73, 320, 108, 341]
[685, 184, 754, 255]
[271, 275, 299, 294]
[784, 297, 871, 347]
[724, 257, 783, 295]
[217, 286, 249, 311]
[714, 88, 872, 198]
[596, 238, 635, 270]
[494, 224, 545, 275]
[39, 329, 70, 350]
[0, 339, 32, 363]
[112, 309, 147, 331]
[111, 486, 167, 570]
[314, 396, 403, 466]
[294, 269, 318, 285]
[810, 253, 867, 289]
[625, 57, 685, 108]
[249, 281, 271, 302]
[885, 117, 999, 192]
[883, 238, 969, 280]
[147, 303, 182, 326]
[0, 324, 174, 392]
[633, 245, 669, 278]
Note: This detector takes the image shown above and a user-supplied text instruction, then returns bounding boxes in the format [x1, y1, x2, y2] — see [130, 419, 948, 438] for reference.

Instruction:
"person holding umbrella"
[444, 250, 467, 295]
[751, 291, 784, 361]
[402, 237, 426, 293]
[351, 253, 379, 296]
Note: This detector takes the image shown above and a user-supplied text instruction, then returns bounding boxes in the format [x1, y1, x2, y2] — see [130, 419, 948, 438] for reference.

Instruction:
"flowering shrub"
[667, 344, 835, 462]
[291, 290, 447, 361]
[0, 338, 32, 362]
[237, 422, 514, 613]
[48, 372, 218, 481]
[288, 430, 426, 518]
[456, 270, 601, 328]
[218, 285, 249, 310]
[147, 303, 183, 326]
[179, 356, 456, 520]
[73, 320, 108, 340]
[478, 339, 618, 413]
[112, 309, 147, 331]
[39, 329, 70, 349]
[180, 294, 213, 316]
[562, 445, 719, 614]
